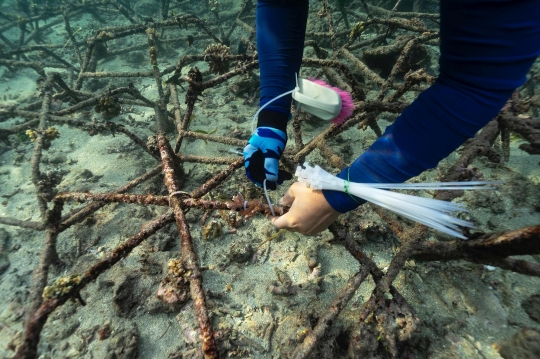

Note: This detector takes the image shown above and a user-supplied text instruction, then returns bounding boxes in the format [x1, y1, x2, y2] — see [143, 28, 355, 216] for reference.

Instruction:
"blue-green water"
[0, 1, 539, 358]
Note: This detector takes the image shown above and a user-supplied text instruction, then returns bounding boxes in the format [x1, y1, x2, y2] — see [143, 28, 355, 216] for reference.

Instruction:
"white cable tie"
[169, 191, 188, 198]
[228, 148, 243, 156]
[296, 162, 502, 239]
[263, 179, 275, 216]
[250, 89, 295, 133]
[250, 73, 298, 133]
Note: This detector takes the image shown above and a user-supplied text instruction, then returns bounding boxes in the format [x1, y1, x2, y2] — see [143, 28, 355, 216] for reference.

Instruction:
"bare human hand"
[271, 182, 341, 235]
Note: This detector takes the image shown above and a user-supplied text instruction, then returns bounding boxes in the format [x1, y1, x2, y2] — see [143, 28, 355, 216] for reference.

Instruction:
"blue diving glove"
[244, 111, 292, 190]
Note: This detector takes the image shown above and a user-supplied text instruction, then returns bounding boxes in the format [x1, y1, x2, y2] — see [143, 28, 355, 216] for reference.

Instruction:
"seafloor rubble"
[0, 0, 539, 358]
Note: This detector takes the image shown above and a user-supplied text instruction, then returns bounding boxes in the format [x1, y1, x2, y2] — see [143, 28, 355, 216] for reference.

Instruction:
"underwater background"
[0, 0, 539, 358]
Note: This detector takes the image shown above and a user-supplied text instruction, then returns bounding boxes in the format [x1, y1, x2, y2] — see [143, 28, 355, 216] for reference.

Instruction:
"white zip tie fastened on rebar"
[295, 162, 503, 239]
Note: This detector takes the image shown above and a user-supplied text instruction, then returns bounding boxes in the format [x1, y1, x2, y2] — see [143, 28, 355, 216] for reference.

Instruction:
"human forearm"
[256, 0, 308, 117]
[324, 0, 540, 213]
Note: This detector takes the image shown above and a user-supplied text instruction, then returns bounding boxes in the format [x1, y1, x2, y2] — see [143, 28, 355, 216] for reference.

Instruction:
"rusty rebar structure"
[0, 0, 539, 358]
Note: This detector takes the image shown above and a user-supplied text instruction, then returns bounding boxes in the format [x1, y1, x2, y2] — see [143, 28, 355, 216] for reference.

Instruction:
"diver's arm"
[323, 0, 540, 213]
[256, 0, 308, 121]
[244, 1, 308, 189]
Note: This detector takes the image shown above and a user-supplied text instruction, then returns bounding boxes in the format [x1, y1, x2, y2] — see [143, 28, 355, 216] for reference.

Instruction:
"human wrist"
[257, 110, 289, 133]
[323, 124, 426, 213]
[322, 168, 366, 213]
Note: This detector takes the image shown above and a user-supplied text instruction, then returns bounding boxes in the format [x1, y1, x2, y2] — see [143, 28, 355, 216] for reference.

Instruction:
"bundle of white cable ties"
[295, 163, 503, 239]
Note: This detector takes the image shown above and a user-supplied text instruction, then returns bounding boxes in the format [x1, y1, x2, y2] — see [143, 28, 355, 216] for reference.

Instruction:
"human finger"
[279, 186, 296, 206]
[271, 212, 298, 232]
[279, 181, 311, 206]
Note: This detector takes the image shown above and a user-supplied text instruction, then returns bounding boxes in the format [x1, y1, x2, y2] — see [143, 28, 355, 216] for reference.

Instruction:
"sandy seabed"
[1, 0, 540, 358]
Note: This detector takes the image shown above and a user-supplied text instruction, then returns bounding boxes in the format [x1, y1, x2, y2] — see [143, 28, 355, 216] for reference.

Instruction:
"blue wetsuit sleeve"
[257, 0, 308, 117]
[324, 0, 540, 213]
